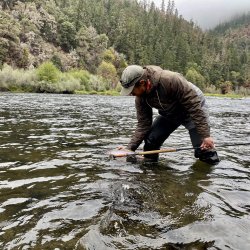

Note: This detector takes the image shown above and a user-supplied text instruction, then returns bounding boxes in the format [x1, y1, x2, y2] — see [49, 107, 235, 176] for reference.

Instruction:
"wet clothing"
[127, 65, 219, 164]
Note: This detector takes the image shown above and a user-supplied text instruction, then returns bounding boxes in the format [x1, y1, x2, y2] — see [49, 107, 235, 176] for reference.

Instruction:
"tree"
[1, 0, 15, 9]
[58, 21, 76, 52]
[161, 0, 165, 13]
[0, 10, 22, 67]
[12, 2, 57, 43]
[76, 26, 108, 73]
[18, 47, 30, 68]
[185, 67, 206, 90]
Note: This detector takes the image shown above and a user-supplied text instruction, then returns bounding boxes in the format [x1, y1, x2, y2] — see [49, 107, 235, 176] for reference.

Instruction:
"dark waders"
[143, 115, 220, 165]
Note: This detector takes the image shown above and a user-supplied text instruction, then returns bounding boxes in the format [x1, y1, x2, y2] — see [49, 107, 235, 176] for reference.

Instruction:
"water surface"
[0, 93, 249, 249]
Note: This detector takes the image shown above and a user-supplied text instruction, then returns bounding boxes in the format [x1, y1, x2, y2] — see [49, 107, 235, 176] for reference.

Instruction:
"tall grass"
[0, 63, 116, 94]
[0, 64, 37, 92]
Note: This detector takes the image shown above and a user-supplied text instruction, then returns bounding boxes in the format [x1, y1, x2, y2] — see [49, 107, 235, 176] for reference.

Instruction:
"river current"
[0, 93, 249, 249]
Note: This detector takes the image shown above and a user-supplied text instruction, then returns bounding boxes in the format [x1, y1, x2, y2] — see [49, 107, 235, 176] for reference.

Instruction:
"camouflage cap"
[120, 65, 144, 95]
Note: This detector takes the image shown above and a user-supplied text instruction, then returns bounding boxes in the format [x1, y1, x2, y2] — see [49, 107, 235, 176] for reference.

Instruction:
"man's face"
[130, 80, 146, 97]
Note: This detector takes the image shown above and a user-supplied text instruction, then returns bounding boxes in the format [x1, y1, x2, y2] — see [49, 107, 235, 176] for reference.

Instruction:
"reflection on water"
[0, 93, 249, 249]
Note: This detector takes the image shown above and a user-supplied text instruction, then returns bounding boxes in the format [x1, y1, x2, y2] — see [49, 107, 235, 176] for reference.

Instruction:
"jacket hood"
[143, 65, 163, 88]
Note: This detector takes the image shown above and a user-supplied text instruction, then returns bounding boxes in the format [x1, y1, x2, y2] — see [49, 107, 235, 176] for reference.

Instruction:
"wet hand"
[117, 145, 127, 150]
[116, 146, 133, 152]
[200, 137, 215, 150]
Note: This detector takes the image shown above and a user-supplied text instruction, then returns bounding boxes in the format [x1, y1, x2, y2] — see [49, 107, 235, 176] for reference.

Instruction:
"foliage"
[88, 75, 107, 92]
[97, 61, 117, 89]
[212, 12, 250, 35]
[185, 65, 206, 91]
[36, 61, 60, 83]
[68, 69, 91, 91]
[55, 74, 80, 94]
[0, 10, 22, 67]
[103, 49, 116, 63]
[57, 21, 76, 52]
[0, 0, 249, 94]
[220, 81, 233, 94]
[76, 26, 108, 73]
[0, 63, 117, 94]
[0, 64, 37, 92]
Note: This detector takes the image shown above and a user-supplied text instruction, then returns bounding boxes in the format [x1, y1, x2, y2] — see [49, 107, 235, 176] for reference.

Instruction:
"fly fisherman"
[119, 65, 220, 165]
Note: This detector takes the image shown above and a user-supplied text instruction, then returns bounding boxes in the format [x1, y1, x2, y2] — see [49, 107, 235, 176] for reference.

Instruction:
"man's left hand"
[200, 137, 215, 150]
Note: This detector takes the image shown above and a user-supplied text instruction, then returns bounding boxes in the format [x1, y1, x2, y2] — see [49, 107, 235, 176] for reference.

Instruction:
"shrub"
[36, 61, 60, 83]
[115, 82, 122, 92]
[58, 74, 81, 93]
[235, 86, 250, 96]
[68, 69, 91, 91]
[185, 68, 206, 91]
[35, 74, 81, 94]
[88, 75, 106, 91]
[103, 49, 115, 63]
[204, 84, 220, 94]
[220, 81, 233, 94]
[97, 61, 117, 89]
[0, 64, 37, 92]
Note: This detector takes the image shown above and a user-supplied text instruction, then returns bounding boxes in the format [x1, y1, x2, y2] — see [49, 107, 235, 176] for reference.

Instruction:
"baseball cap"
[120, 65, 144, 95]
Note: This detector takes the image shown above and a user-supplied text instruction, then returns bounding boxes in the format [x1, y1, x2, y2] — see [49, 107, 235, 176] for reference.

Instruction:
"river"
[0, 93, 249, 249]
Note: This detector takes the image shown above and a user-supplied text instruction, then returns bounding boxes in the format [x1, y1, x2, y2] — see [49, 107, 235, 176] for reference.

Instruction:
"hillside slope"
[0, 0, 249, 90]
[211, 13, 250, 87]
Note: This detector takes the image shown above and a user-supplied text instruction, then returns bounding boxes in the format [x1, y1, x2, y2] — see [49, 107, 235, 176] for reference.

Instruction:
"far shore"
[1, 90, 249, 99]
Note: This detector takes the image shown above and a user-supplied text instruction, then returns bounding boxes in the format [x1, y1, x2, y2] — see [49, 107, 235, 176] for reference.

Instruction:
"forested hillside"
[211, 12, 250, 92]
[0, 0, 249, 94]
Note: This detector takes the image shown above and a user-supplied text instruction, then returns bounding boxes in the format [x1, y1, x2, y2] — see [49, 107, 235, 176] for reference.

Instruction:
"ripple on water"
[0, 94, 249, 249]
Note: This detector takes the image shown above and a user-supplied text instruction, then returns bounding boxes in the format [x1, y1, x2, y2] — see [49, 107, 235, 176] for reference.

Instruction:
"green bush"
[35, 74, 81, 94]
[97, 61, 117, 89]
[185, 68, 206, 91]
[58, 74, 81, 93]
[68, 69, 91, 91]
[0, 64, 37, 92]
[103, 49, 115, 63]
[88, 75, 106, 91]
[36, 61, 60, 83]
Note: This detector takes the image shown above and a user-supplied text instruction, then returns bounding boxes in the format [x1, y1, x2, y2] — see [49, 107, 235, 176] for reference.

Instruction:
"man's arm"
[127, 97, 153, 151]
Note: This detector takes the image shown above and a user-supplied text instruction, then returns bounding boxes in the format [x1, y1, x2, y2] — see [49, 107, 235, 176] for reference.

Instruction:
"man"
[119, 65, 220, 165]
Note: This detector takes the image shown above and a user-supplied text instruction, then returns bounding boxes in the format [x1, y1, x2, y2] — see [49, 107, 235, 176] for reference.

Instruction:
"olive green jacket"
[128, 65, 210, 151]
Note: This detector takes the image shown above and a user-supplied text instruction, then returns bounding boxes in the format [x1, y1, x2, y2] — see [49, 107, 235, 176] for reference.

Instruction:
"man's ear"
[139, 79, 146, 86]
[146, 79, 151, 91]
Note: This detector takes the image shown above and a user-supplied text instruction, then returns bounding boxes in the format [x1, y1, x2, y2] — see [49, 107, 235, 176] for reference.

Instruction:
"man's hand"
[200, 137, 215, 150]
[117, 146, 130, 151]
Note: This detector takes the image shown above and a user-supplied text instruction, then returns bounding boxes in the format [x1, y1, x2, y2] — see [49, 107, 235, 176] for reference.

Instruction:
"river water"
[0, 93, 249, 250]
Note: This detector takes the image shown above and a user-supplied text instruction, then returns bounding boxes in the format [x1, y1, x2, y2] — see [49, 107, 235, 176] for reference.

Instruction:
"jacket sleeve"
[168, 73, 210, 139]
[127, 96, 153, 151]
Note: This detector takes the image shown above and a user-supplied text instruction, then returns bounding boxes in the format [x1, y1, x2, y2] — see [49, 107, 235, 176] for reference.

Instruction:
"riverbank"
[204, 93, 249, 98]
[74, 90, 250, 98]
[1, 90, 249, 98]
[1, 63, 249, 97]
